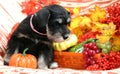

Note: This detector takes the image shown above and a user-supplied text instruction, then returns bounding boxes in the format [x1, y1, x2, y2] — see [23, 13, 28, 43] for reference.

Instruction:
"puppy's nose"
[63, 34, 69, 40]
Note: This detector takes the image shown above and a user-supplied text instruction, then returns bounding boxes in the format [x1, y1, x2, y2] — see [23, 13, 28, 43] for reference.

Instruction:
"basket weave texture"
[54, 51, 85, 69]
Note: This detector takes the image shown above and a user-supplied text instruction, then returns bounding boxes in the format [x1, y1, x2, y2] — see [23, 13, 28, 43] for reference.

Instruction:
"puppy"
[3, 4, 71, 69]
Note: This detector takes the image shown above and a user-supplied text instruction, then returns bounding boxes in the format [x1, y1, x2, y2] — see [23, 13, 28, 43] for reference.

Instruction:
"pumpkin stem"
[23, 48, 29, 56]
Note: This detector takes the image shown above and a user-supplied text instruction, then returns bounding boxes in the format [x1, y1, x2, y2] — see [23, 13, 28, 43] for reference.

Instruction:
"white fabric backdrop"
[0, 0, 120, 73]
[0, 0, 26, 54]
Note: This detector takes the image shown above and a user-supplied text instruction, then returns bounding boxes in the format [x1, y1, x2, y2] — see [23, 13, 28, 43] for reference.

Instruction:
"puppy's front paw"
[38, 65, 48, 69]
[49, 62, 58, 69]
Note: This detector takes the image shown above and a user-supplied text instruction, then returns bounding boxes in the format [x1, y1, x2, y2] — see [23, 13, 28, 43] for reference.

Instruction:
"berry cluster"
[83, 42, 101, 68]
[86, 51, 120, 70]
[106, 3, 120, 30]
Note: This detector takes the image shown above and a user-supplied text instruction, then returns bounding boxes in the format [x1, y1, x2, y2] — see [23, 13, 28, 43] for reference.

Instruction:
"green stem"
[23, 48, 29, 56]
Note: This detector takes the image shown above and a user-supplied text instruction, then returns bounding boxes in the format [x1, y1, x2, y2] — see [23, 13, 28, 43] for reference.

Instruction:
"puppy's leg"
[29, 42, 58, 69]
[4, 36, 20, 65]
[4, 37, 20, 65]
[36, 50, 58, 69]
[37, 54, 48, 69]
[4, 47, 19, 65]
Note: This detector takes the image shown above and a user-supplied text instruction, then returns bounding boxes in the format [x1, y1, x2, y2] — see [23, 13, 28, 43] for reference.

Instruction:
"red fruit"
[87, 52, 120, 70]
[106, 3, 120, 30]
[90, 60, 96, 65]
[79, 32, 98, 43]
[83, 42, 101, 68]
[86, 64, 99, 70]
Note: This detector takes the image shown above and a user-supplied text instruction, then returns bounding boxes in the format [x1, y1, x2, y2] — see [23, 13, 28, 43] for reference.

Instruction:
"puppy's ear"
[35, 8, 50, 26]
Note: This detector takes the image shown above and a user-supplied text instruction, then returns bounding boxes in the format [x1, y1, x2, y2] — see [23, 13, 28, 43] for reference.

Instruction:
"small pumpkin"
[9, 48, 37, 69]
[53, 34, 78, 51]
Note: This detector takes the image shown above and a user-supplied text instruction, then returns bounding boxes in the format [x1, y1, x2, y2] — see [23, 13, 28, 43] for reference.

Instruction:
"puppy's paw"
[38, 66, 48, 69]
[49, 62, 58, 69]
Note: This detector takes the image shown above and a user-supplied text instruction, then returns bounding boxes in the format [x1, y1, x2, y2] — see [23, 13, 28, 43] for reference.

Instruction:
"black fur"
[4, 4, 71, 69]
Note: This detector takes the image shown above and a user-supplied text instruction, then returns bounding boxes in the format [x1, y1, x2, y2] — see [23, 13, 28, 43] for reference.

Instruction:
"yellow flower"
[70, 16, 82, 29]
[101, 23, 116, 36]
[95, 22, 116, 43]
[92, 22, 108, 32]
[79, 16, 92, 28]
[70, 16, 92, 29]
[111, 35, 120, 52]
[89, 5, 107, 22]
[73, 7, 81, 16]
[96, 35, 111, 43]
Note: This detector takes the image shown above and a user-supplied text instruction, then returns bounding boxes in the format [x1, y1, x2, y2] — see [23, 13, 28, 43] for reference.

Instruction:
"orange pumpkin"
[9, 48, 37, 69]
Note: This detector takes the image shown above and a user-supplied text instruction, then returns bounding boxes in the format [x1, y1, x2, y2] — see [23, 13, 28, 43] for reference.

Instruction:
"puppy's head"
[36, 4, 71, 42]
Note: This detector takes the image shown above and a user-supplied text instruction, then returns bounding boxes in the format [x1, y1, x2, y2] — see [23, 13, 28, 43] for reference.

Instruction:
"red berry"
[106, 3, 120, 30]
[95, 49, 101, 53]
[86, 51, 120, 70]
[90, 60, 96, 65]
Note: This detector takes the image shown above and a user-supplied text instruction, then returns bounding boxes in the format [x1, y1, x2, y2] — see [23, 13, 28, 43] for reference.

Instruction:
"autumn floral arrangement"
[8, 0, 120, 71]
[64, 3, 120, 70]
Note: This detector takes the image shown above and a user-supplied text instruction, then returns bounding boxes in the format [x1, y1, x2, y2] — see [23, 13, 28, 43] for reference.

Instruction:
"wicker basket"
[54, 51, 85, 69]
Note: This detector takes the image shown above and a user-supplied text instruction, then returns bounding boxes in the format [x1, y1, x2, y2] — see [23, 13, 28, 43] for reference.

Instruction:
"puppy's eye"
[56, 18, 63, 24]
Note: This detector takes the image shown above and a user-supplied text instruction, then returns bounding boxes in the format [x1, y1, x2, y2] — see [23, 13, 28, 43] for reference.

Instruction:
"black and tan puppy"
[3, 4, 71, 69]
